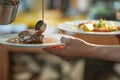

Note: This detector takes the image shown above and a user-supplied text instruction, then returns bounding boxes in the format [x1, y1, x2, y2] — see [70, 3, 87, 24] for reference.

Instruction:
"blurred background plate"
[58, 20, 120, 36]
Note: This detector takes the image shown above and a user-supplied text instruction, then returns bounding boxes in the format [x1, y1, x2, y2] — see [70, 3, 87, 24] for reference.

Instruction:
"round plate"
[58, 20, 120, 36]
[0, 33, 72, 48]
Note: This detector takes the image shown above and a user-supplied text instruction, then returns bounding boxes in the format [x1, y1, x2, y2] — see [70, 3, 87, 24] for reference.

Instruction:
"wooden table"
[0, 29, 119, 80]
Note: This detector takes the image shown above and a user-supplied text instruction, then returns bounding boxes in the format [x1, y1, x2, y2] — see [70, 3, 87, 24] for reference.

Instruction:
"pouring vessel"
[0, 0, 20, 25]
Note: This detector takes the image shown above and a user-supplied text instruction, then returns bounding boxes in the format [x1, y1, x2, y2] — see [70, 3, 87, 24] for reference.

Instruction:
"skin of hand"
[43, 37, 94, 60]
[43, 36, 120, 62]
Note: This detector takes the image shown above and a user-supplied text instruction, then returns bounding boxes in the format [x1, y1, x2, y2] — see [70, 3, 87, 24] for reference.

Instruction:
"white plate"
[58, 20, 120, 36]
[0, 33, 72, 48]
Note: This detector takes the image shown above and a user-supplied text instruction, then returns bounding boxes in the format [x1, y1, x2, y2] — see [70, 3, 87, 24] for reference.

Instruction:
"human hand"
[43, 37, 92, 60]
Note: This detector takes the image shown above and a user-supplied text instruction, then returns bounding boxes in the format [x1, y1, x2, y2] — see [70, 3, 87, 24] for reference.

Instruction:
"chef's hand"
[43, 37, 92, 60]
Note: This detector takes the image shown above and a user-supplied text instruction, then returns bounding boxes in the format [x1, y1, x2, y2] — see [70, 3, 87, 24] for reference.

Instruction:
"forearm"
[89, 44, 120, 62]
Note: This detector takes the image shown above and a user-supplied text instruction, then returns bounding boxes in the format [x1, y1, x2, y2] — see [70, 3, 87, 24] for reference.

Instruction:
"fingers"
[47, 45, 66, 49]
[43, 46, 65, 57]
[42, 37, 73, 58]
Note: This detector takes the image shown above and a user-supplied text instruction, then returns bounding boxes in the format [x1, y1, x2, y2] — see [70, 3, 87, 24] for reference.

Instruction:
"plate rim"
[0, 33, 68, 48]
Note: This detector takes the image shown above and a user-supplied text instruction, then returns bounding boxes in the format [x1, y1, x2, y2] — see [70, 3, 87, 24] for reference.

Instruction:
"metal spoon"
[35, 20, 47, 33]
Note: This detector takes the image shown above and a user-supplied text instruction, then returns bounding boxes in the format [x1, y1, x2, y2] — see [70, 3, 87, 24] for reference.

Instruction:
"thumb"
[60, 37, 72, 45]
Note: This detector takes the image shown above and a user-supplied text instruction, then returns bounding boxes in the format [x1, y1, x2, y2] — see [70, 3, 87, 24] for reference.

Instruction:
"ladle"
[34, 0, 46, 33]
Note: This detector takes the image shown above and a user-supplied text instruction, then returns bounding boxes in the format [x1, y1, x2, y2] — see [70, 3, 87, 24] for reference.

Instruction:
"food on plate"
[5, 21, 59, 44]
[5, 31, 58, 44]
[18, 20, 46, 44]
[76, 19, 120, 32]
[5, 30, 44, 44]
[18, 30, 44, 44]
[6, 20, 47, 44]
